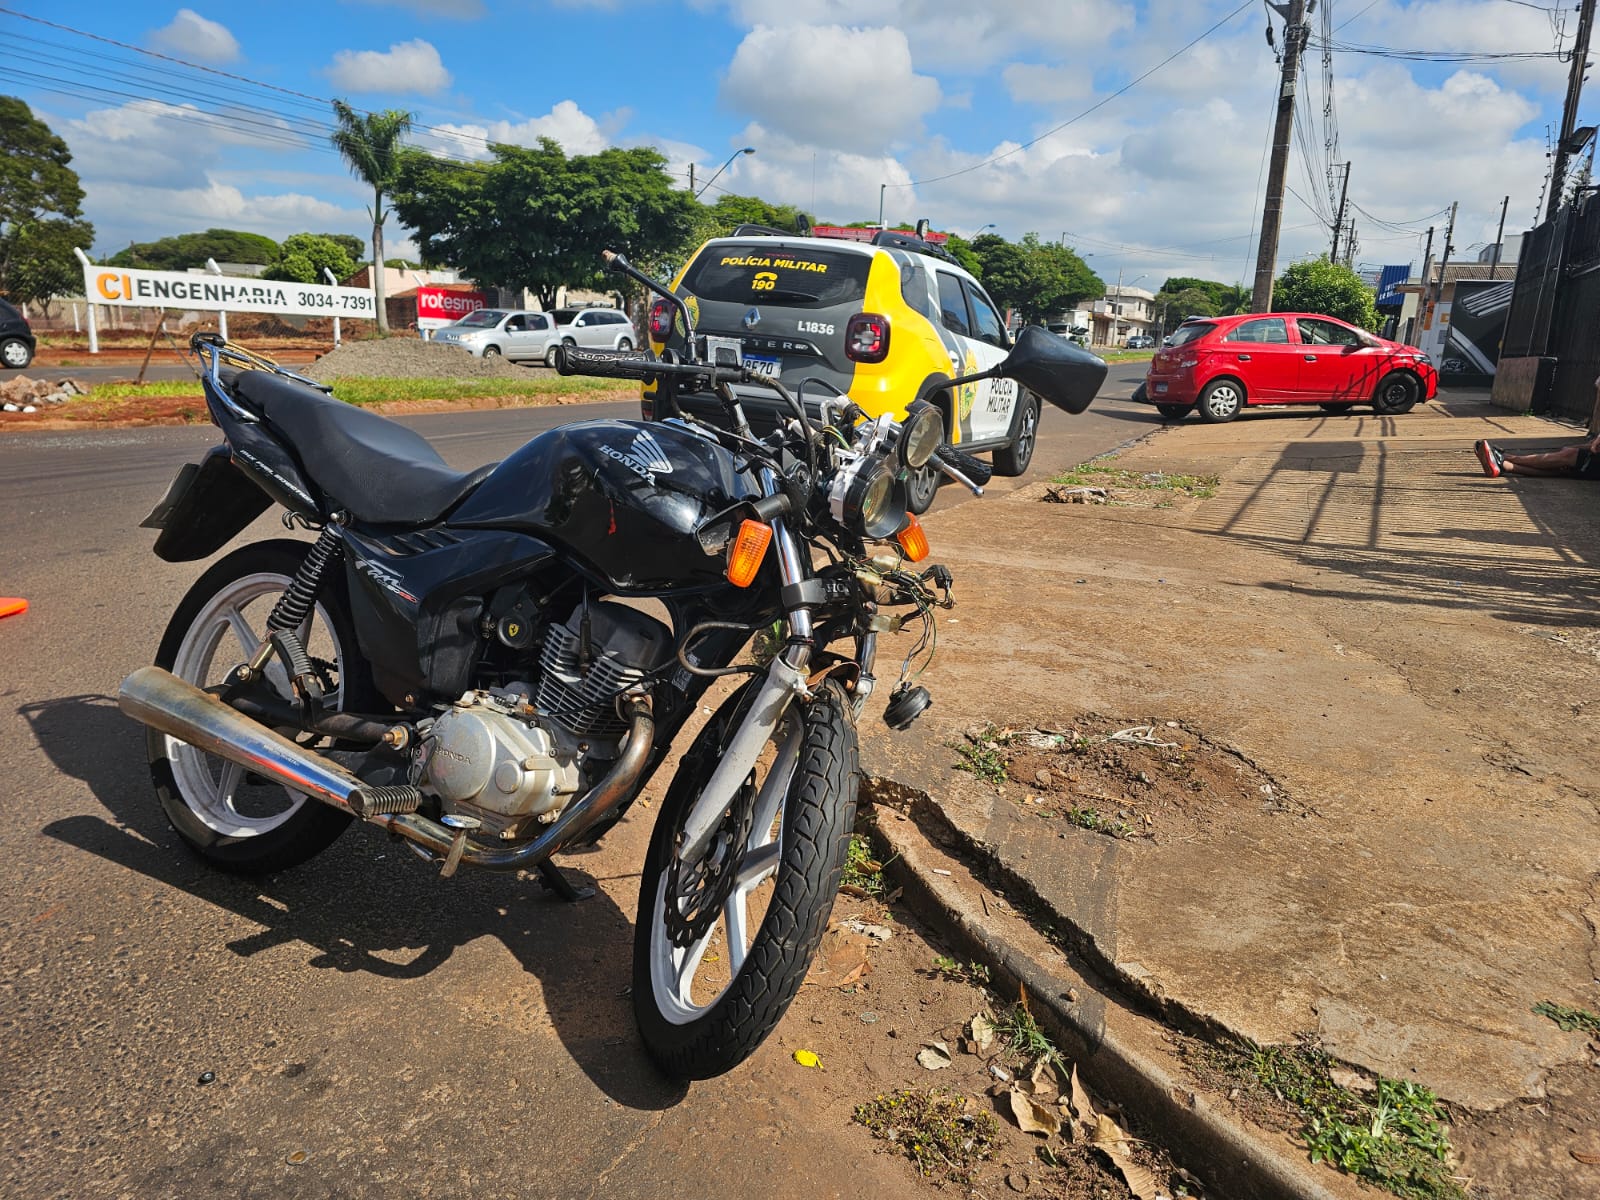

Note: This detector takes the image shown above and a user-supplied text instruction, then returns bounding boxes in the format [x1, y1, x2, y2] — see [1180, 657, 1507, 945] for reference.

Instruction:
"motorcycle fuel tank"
[448, 419, 759, 593]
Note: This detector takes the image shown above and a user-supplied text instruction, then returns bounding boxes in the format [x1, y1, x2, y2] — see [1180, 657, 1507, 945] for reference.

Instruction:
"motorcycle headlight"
[900, 402, 942, 470]
[830, 454, 907, 540]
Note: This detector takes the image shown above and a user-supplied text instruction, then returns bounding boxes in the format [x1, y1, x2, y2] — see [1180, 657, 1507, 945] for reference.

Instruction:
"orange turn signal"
[896, 514, 930, 562]
[726, 520, 773, 587]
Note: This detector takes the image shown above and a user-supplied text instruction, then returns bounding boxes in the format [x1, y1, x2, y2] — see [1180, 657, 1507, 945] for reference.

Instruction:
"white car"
[543, 307, 637, 365]
[432, 310, 560, 362]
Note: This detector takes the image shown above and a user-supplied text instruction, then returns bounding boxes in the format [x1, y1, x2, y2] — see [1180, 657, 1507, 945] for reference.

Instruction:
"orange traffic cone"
[0, 598, 28, 619]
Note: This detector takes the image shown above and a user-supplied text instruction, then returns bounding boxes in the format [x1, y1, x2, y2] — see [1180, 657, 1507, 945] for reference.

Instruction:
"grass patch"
[1064, 805, 1130, 838]
[853, 1088, 1000, 1184]
[1193, 1039, 1461, 1199]
[1052, 458, 1220, 502]
[1532, 998, 1600, 1035]
[931, 955, 991, 986]
[77, 374, 629, 408]
[992, 1001, 1064, 1069]
[953, 724, 1012, 785]
[839, 833, 888, 896]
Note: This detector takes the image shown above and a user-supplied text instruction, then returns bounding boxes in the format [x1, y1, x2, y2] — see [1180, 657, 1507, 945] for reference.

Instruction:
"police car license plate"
[745, 355, 781, 378]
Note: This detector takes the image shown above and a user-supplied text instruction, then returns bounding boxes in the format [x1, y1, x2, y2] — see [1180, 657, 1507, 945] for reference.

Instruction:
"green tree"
[1272, 258, 1378, 329]
[331, 100, 414, 334]
[262, 232, 359, 284]
[705, 194, 812, 237]
[107, 228, 280, 269]
[968, 233, 1100, 323]
[0, 97, 96, 306]
[317, 232, 366, 263]
[392, 138, 698, 310]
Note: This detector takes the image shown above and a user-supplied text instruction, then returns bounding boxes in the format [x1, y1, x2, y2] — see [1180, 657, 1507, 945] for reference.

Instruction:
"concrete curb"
[862, 797, 1365, 1200]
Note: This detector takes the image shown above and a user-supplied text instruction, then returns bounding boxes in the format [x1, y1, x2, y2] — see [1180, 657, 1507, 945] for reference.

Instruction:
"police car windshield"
[683, 245, 870, 309]
[455, 310, 507, 328]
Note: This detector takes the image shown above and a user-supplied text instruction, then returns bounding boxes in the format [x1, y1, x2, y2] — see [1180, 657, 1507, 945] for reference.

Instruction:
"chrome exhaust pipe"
[119, 665, 657, 875]
[118, 665, 363, 816]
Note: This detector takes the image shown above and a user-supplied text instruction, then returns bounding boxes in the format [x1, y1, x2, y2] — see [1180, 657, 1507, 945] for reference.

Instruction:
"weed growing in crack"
[931, 955, 991, 986]
[839, 833, 888, 896]
[1532, 999, 1600, 1035]
[953, 725, 1011, 786]
[992, 1002, 1064, 1069]
[1065, 805, 1130, 837]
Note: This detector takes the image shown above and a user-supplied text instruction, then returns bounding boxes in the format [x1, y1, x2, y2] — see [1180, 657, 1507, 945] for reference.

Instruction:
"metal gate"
[1499, 198, 1600, 422]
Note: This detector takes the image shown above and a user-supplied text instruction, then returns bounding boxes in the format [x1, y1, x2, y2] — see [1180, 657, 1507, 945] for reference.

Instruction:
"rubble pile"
[1, 376, 89, 413]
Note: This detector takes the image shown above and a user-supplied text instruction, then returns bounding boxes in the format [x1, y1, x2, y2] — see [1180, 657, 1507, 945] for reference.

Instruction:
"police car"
[643, 225, 1042, 512]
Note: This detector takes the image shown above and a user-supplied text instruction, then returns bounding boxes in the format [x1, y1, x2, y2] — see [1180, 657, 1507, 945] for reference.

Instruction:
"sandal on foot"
[1474, 440, 1503, 478]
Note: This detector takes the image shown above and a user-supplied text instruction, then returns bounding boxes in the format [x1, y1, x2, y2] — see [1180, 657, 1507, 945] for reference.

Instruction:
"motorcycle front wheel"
[632, 678, 858, 1079]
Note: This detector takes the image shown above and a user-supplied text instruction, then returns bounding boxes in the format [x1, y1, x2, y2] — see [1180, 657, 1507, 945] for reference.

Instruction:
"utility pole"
[1491, 195, 1510, 269]
[1252, 0, 1309, 312]
[688, 163, 695, 194]
[1549, 0, 1597, 220]
[1329, 161, 1351, 262]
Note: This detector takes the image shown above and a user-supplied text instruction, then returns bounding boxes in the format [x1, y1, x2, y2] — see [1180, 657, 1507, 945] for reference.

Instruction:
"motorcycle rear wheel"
[632, 678, 857, 1079]
[148, 540, 365, 874]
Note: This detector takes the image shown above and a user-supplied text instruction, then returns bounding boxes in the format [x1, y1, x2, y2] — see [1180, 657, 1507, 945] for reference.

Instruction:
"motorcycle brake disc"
[663, 774, 758, 949]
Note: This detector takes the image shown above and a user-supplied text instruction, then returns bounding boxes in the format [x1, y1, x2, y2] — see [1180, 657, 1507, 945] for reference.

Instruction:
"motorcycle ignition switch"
[882, 683, 933, 731]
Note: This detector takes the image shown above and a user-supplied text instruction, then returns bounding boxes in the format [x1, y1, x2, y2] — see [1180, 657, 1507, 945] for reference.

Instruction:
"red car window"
[1297, 317, 1363, 347]
[1167, 322, 1214, 347]
[1222, 317, 1288, 344]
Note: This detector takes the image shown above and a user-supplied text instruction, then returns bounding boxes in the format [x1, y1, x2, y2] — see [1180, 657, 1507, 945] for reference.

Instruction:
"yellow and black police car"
[643, 225, 1043, 513]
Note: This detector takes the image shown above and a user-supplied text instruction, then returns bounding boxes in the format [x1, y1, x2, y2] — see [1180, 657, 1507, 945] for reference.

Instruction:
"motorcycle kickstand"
[536, 861, 595, 903]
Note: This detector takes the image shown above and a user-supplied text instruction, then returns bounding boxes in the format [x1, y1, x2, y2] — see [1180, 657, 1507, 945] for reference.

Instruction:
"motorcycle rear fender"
[145, 444, 271, 562]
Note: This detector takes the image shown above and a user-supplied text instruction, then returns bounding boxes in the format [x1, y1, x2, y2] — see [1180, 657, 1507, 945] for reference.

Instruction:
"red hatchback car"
[1138, 312, 1437, 423]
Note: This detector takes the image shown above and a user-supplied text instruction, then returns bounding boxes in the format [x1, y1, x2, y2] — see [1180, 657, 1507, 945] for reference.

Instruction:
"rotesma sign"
[415, 286, 488, 330]
[80, 262, 376, 318]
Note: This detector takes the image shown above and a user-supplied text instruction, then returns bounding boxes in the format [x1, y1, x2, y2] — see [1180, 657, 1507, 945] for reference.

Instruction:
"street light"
[694, 147, 755, 199]
[968, 222, 996, 239]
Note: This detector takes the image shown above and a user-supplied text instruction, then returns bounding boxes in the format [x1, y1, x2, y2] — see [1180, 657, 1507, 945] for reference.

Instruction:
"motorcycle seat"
[233, 370, 496, 526]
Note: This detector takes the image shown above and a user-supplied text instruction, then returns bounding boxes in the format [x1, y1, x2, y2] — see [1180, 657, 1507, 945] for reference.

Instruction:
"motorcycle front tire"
[632, 679, 857, 1079]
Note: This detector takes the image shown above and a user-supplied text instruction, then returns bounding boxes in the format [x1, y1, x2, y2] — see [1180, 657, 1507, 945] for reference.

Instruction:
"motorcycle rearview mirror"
[601, 250, 699, 359]
[999, 326, 1107, 415]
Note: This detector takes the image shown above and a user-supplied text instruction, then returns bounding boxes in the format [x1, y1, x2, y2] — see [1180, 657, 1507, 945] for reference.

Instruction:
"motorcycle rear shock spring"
[267, 526, 344, 633]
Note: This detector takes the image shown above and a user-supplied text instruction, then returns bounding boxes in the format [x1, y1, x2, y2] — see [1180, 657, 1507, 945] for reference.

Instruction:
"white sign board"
[82, 263, 376, 318]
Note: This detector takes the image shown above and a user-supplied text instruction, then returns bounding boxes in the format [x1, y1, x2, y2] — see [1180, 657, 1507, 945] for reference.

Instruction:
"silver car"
[432, 309, 560, 362]
[543, 307, 637, 365]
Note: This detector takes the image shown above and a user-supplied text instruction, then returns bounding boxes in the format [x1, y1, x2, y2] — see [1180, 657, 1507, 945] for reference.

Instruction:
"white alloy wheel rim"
[649, 714, 804, 1024]
[1210, 385, 1241, 416]
[2, 341, 27, 366]
[166, 571, 345, 838]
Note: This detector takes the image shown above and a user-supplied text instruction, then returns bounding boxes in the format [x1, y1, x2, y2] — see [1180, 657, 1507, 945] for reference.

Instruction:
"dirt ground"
[957, 717, 1312, 842]
[790, 871, 1191, 1199]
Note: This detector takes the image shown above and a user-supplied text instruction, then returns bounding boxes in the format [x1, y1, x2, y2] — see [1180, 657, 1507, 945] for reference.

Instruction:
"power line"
[1311, 37, 1563, 62]
[897, 0, 1255, 189]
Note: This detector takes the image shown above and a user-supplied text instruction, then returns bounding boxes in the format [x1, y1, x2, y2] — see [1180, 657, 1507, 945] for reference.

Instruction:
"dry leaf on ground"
[1069, 1065, 1095, 1129]
[970, 1013, 996, 1053]
[1090, 1112, 1161, 1200]
[1007, 1088, 1062, 1137]
[916, 1042, 954, 1070]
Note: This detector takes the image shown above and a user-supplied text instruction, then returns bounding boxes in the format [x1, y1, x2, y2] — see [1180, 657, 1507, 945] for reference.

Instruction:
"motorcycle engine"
[413, 601, 671, 839]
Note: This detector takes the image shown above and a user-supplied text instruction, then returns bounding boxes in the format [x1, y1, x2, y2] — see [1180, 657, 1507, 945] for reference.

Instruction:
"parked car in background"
[1, 298, 36, 369]
[545, 306, 637, 365]
[1125, 334, 1156, 350]
[431, 309, 559, 362]
[1136, 312, 1437, 423]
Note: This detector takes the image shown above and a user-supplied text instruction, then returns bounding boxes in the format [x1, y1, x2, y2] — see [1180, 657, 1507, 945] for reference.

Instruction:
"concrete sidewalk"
[861, 392, 1600, 1197]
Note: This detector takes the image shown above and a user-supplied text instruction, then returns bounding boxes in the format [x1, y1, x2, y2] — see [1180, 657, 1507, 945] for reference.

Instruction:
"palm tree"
[330, 100, 413, 336]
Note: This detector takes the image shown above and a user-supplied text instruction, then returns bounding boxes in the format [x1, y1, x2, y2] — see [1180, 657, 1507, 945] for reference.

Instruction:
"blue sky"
[0, 1, 1579, 287]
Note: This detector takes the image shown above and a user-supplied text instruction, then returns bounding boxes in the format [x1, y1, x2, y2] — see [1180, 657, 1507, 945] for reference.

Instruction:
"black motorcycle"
[119, 252, 1105, 1078]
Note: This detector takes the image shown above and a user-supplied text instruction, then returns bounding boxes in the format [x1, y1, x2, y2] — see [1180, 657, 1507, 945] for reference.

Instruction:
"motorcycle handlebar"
[931, 444, 993, 488]
[553, 345, 748, 387]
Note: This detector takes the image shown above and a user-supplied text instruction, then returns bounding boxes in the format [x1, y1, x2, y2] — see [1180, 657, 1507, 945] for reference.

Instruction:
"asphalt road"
[0, 370, 1152, 1199]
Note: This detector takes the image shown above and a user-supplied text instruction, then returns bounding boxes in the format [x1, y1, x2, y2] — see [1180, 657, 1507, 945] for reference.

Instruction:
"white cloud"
[85, 178, 369, 252]
[59, 99, 302, 188]
[706, 0, 1130, 68]
[325, 39, 452, 96]
[149, 9, 240, 64]
[415, 100, 610, 158]
[722, 25, 941, 154]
